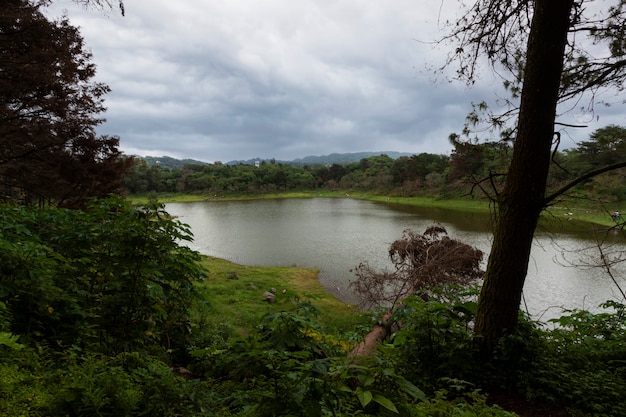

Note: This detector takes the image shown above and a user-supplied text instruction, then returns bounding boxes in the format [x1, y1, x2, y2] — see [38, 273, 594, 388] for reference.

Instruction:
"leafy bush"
[389, 287, 626, 416]
[0, 348, 53, 417]
[524, 301, 626, 415]
[389, 285, 482, 392]
[0, 197, 206, 357]
[192, 303, 425, 416]
[409, 389, 516, 417]
[43, 352, 214, 417]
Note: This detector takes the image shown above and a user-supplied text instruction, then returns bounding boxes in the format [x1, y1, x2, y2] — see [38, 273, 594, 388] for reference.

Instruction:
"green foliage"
[0, 197, 206, 356]
[125, 124, 626, 210]
[389, 286, 481, 392]
[409, 389, 516, 417]
[389, 287, 626, 416]
[0, 196, 219, 416]
[0, 348, 214, 417]
[51, 355, 143, 416]
[48, 353, 212, 417]
[124, 153, 452, 197]
[192, 303, 425, 416]
[525, 301, 626, 415]
[0, 341, 57, 417]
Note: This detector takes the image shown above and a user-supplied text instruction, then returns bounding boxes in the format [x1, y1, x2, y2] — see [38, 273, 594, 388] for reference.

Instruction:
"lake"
[166, 198, 626, 320]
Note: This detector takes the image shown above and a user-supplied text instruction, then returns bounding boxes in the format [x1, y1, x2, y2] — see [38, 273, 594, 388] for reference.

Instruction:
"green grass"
[130, 191, 334, 205]
[195, 256, 363, 335]
[131, 190, 624, 226]
[357, 193, 492, 213]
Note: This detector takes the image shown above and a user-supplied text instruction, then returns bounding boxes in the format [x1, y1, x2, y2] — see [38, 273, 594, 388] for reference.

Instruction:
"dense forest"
[2, 1, 626, 416]
[123, 125, 626, 205]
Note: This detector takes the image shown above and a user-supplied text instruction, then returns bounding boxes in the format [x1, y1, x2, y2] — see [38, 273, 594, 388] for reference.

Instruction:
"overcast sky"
[45, 1, 626, 163]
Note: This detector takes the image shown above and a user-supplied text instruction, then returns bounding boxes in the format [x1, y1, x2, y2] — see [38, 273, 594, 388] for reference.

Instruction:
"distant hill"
[142, 156, 209, 169]
[227, 151, 413, 166]
[137, 152, 414, 169]
[290, 151, 412, 165]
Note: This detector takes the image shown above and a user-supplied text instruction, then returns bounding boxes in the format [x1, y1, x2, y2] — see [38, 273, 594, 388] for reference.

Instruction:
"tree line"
[122, 124, 626, 204]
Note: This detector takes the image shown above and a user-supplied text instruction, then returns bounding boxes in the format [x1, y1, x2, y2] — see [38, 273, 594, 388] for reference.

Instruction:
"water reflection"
[166, 198, 626, 320]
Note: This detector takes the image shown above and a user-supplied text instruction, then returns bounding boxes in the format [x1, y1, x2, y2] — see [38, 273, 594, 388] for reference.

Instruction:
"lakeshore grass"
[130, 190, 622, 226]
[195, 255, 363, 335]
[130, 191, 324, 205]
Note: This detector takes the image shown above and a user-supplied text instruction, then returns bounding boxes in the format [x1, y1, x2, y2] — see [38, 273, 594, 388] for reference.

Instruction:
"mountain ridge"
[139, 151, 414, 169]
[225, 151, 413, 166]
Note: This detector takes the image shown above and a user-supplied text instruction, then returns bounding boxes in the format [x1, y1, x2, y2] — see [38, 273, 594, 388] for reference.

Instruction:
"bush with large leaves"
[0, 197, 206, 356]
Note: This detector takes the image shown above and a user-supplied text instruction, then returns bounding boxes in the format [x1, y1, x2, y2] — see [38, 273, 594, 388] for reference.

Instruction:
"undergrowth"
[2, 200, 625, 416]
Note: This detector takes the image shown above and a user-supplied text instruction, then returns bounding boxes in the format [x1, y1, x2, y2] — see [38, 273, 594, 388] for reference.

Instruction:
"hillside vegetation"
[124, 127, 626, 225]
[2, 197, 625, 416]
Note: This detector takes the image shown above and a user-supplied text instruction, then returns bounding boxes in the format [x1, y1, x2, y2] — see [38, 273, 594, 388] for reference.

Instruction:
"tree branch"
[544, 161, 626, 205]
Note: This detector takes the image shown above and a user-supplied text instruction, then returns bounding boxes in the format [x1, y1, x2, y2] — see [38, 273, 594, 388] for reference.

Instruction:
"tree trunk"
[348, 309, 393, 358]
[474, 0, 574, 353]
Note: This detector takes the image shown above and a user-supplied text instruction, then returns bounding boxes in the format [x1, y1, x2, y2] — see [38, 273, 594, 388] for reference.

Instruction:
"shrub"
[46, 353, 214, 417]
[524, 302, 626, 415]
[192, 303, 426, 416]
[389, 285, 481, 392]
[0, 197, 206, 357]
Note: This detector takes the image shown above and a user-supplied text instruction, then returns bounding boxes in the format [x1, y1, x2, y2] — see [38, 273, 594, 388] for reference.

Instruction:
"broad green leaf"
[356, 388, 373, 407]
[372, 392, 398, 413]
[0, 332, 23, 350]
[397, 378, 426, 401]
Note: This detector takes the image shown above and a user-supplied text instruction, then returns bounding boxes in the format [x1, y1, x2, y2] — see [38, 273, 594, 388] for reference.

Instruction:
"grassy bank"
[130, 190, 622, 226]
[130, 191, 324, 205]
[195, 256, 364, 335]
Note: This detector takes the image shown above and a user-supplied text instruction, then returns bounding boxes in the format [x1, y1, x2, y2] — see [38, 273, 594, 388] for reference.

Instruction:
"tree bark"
[474, 0, 574, 353]
[348, 309, 393, 358]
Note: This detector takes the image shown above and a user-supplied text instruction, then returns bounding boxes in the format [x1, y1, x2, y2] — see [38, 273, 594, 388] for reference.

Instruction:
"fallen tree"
[349, 226, 484, 358]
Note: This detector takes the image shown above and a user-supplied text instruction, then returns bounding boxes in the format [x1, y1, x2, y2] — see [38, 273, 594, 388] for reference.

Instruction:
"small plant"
[410, 389, 517, 417]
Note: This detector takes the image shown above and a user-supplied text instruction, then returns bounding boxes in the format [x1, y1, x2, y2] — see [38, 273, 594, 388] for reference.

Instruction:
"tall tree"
[444, 1, 626, 352]
[577, 125, 626, 167]
[0, 0, 131, 207]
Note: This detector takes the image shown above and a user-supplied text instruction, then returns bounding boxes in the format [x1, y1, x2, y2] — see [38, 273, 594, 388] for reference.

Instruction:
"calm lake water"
[166, 198, 626, 320]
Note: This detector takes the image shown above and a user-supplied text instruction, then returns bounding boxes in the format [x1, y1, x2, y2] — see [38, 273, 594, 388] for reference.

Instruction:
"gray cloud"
[45, 0, 626, 162]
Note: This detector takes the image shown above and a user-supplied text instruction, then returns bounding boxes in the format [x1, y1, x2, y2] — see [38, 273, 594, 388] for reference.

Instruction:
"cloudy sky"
[45, 1, 625, 163]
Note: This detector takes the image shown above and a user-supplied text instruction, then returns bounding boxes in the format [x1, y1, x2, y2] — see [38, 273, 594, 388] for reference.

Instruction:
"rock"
[262, 291, 276, 303]
[270, 287, 277, 293]
[281, 289, 287, 294]
[229, 271, 238, 280]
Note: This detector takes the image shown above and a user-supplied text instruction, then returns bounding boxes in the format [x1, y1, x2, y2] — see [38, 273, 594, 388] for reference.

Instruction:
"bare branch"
[544, 161, 626, 205]
[350, 226, 483, 310]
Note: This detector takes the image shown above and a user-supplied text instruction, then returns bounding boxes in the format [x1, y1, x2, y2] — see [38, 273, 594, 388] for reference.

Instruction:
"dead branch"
[348, 226, 484, 358]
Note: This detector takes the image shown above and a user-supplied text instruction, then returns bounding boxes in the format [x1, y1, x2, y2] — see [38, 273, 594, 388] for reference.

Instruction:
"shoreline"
[151, 193, 623, 313]
[196, 255, 363, 333]
[130, 191, 619, 227]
